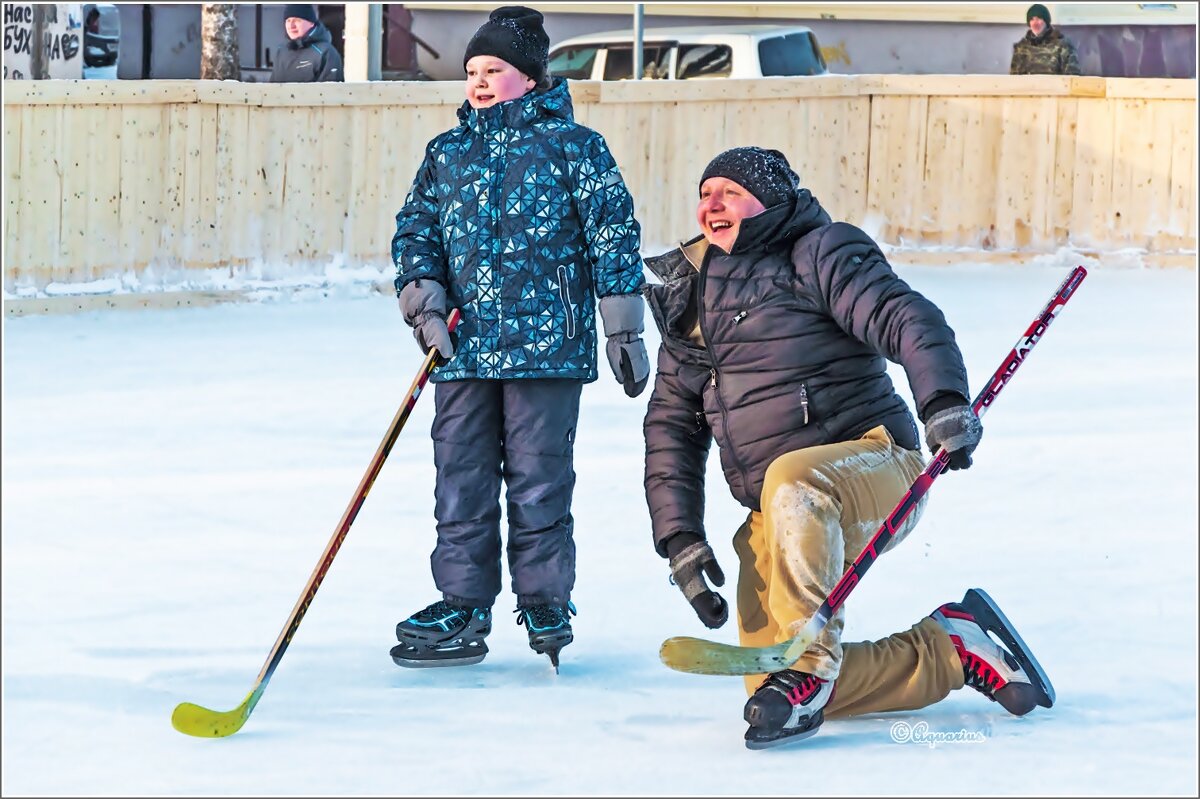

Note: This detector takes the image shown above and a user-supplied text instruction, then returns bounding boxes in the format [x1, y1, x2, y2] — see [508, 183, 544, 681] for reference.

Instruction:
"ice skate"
[391, 600, 492, 668]
[743, 669, 835, 750]
[515, 602, 576, 672]
[931, 587, 1055, 714]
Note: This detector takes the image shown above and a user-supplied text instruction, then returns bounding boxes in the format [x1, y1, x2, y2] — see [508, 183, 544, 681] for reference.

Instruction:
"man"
[642, 146, 1055, 748]
[270, 4, 343, 83]
[1011, 3, 1081, 75]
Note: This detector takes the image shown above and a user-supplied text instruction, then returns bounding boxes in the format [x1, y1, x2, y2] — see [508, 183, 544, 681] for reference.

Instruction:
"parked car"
[547, 24, 828, 81]
[82, 3, 120, 79]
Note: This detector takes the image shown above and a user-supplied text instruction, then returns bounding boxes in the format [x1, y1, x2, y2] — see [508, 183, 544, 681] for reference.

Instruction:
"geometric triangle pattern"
[391, 77, 645, 382]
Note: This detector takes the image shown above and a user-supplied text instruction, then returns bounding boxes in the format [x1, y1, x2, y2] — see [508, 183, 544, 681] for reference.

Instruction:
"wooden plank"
[1050, 98, 1078, 246]
[194, 104, 220, 267]
[160, 104, 190, 268]
[600, 75, 862, 105]
[4, 80, 200, 105]
[214, 104, 248, 263]
[23, 106, 62, 281]
[118, 104, 168, 271]
[57, 105, 91, 281]
[857, 74, 1105, 97]
[4, 97, 23, 285]
[258, 107, 290, 264]
[1105, 78, 1197, 100]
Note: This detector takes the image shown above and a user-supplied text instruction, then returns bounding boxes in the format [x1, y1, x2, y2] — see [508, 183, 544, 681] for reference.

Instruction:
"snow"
[2, 263, 1197, 795]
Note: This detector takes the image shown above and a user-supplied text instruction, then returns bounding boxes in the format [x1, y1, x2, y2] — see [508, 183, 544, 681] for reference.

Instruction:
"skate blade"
[391, 652, 487, 668]
[961, 588, 1055, 708]
[389, 641, 487, 669]
[744, 724, 822, 750]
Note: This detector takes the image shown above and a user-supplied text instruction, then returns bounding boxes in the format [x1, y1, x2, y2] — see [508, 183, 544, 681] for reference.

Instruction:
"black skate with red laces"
[743, 669, 836, 749]
[931, 587, 1055, 715]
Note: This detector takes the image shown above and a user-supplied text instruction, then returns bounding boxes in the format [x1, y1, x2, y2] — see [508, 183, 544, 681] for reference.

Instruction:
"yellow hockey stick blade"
[659, 632, 814, 676]
[171, 690, 256, 738]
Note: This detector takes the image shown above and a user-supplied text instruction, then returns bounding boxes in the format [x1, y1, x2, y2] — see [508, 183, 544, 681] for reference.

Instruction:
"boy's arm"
[566, 131, 645, 298]
[392, 144, 448, 295]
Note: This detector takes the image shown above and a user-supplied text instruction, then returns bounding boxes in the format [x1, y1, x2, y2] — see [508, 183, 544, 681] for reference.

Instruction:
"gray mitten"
[599, 293, 650, 398]
[924, 401, 983, 471]
[666, 532, 728, 629]
[399, 279, 454, 361]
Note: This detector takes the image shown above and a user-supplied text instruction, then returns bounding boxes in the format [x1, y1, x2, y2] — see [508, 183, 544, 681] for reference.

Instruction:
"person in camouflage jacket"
[1010, 3, 1081, 75]
[389, 6, 648, 670]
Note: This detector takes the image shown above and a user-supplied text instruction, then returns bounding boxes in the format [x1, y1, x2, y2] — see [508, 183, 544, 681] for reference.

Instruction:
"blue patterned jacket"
[392, 77, 645, 382]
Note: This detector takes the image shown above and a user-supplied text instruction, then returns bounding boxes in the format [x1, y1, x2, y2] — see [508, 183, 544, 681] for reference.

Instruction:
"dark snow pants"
[429, 378, 582, 609]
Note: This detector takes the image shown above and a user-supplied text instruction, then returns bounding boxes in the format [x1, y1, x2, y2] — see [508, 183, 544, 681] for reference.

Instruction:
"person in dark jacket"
[389, 6, 648, 671]
[644, 147, 1053, 748]
[269, 4, 343, 82]
[1010, 3, 1081, 75]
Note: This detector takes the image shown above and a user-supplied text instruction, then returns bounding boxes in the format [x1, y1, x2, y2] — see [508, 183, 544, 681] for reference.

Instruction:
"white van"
[547, 24, 828, 81]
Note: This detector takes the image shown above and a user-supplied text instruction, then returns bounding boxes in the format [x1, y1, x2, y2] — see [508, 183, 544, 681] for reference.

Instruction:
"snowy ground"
[2, 263, 1197, 796]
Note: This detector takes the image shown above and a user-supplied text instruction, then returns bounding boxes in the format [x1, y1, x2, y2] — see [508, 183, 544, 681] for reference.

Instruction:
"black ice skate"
[743, 669, 835, 750]
[931, 587, 1056, 715]
[390, 600, 492, 668]
[515, 602, 576, 672]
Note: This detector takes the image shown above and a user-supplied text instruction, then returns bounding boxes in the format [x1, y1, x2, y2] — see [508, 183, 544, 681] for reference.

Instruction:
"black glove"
[665, 531, 728, 629]
[922, 394, 983, 471]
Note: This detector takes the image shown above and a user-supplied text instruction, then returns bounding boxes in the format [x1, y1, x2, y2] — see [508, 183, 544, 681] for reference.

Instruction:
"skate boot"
[931, 588, 1056, 715]
[390, 599, 492, 668]
[743, 669, 835, 750]
[515, 601, 576, 672]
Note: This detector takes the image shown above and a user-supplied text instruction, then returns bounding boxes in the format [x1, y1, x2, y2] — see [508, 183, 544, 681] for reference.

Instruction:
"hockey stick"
[172, 308, 462, 737]
[659, 266, 1087, 676]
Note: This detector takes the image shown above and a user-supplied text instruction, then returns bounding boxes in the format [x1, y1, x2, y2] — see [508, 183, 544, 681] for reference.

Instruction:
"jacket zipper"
[557, 265, 577, 339]
[799, 383, 809, 426]
[697, 248, 751, 491]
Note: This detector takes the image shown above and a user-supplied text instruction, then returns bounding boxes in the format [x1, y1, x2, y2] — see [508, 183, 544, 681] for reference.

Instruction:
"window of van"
[547, 45, 600, 80]
[758, 32, 827, 76]
[603, 44, 672, 80]
[676, 44, 733, 79]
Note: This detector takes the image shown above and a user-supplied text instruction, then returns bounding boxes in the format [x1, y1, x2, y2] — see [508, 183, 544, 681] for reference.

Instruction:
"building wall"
[409, 8, 1197, 79]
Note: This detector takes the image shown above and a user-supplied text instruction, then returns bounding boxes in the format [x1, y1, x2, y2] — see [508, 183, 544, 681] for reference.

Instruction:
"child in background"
[389, 6, 649, 670]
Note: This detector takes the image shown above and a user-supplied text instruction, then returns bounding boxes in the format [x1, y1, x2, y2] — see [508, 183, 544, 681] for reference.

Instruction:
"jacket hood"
[289, 21, 332, 49]
[456, 75, 574, 132]
[726, 188, 832, 255]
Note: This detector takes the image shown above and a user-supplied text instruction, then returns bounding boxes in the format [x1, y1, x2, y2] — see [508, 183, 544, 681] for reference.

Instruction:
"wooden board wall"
[3, 75, 1195, 289]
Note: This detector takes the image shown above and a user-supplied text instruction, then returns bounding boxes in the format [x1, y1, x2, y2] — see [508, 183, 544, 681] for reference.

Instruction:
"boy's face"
[1028, 16, 1047, 35]
[697, 177, 766, 253]
[465, 55, 535, 109]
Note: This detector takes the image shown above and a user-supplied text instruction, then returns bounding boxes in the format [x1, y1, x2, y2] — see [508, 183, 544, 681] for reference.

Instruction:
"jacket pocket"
[557, 265, 577, 340]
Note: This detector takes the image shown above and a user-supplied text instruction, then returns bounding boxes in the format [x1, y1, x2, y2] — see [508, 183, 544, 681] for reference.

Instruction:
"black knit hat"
[463, 6, 550, 84]
[1026, 4, 1051, 25]
[284, 4, 318, 24]
[699, 147, 800, 208]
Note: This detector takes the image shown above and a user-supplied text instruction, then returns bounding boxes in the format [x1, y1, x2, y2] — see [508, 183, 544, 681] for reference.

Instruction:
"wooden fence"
[3, 74, 1196, 291]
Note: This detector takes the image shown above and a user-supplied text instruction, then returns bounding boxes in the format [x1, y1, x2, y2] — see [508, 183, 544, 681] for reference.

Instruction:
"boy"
[390, 6, 649, 670]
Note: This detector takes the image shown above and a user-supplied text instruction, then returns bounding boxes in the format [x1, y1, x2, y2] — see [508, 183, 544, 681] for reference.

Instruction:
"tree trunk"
[29, 4, 48, 79]
[200, 4, 240, 80]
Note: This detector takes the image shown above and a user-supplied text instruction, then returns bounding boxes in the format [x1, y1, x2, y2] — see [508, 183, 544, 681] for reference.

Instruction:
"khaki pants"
[734, 426, 965, 716]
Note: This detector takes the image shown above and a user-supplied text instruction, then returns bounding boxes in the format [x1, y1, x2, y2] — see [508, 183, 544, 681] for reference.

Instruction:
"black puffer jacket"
[270, 22, 343, 83]
[642, 191, 969, 555]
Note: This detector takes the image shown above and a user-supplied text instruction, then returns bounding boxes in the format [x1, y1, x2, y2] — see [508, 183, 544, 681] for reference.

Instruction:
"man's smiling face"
[697, 177, 767, 253]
